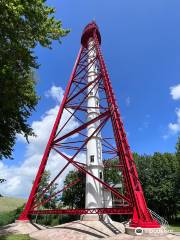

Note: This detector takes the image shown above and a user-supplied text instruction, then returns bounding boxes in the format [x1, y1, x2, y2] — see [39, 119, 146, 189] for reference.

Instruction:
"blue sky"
[1, 0, 180, 197]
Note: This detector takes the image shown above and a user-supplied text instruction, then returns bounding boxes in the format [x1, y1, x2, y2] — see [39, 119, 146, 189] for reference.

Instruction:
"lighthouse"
[79, 23, 112, 221]
[18, 22, 160, 230]
[85, 37, 104, 212]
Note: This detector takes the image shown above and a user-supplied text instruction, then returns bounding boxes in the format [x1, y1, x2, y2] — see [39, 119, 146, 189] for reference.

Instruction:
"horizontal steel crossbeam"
[29, 207, 133, 215]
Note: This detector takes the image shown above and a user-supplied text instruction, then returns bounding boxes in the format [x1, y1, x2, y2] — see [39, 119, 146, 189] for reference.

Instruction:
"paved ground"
[0, 220, 180, 240]
[0, 221, 46, 236]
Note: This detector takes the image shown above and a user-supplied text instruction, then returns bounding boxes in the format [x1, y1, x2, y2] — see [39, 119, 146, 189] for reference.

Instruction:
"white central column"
[85, 38, 104, 212]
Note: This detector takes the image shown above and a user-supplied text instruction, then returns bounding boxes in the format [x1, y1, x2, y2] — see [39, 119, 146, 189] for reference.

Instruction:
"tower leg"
[18, 47, 83, 221]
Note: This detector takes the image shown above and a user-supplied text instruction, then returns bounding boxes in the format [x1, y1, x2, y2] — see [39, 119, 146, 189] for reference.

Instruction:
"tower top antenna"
[81, 21, 101, 47]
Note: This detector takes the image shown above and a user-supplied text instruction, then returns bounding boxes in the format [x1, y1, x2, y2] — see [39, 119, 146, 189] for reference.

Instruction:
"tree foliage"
[62, 170, 85, 209]
[104, 158, 122, 185]
[134, 151, 179, 220]
[62, 138, 180, 221]
[36, 170, 59, 209]
[0, 179, 6, 183]
[0, 0, 69, 159]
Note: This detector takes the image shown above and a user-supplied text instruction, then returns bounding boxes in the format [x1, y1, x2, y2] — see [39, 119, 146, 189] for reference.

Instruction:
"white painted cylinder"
[85, 38, 104, 209]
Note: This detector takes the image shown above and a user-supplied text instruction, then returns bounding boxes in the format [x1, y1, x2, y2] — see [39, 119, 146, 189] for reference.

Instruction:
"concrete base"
[125, 226, 169, 236]
[80, 214, 100, 221]
[80, 214, 112, 223]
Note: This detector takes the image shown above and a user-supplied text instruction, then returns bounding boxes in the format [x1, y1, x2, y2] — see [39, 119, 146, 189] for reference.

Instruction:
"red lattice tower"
[18, 22, 160, 228]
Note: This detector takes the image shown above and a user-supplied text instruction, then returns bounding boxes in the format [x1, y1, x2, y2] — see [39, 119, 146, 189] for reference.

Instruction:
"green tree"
[62, 170, 85, 209]
[134, 152, 179, 220]
[35, 170, 59, 209]
[104, 158, 122, 185]
[0, 0, 69, 159]
[176, 136, 180, 155]
[0, 179, 6, 183]
[175, 137, 180, 217]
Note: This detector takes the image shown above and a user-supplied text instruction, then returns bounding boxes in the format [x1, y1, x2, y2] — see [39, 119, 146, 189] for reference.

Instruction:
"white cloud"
[170, 84, 180, 100]
[163, 85, 180, 139]
[0, 86, 85, 198]
[45, 85, 64, 102]
[168, 108, 180, 134]
[125, 96, 131, 107]
[138, 115, 150, 132]
[162, 134, 169, 140]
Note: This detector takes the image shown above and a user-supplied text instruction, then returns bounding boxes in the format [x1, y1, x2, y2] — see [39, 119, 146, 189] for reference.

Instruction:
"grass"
[0, 197, 26, 212]
[0, 234, 32, 240]
[169, 224, 180, 232]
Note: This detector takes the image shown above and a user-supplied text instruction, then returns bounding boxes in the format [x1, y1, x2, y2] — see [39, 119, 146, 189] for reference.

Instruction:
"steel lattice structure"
[18, 22, 160, 228]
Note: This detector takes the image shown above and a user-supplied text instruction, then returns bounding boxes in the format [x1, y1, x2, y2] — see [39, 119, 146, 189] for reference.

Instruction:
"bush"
[0, 234, 32, 240]
[0, 211, 16, 226]
[0, 205, 24, 226]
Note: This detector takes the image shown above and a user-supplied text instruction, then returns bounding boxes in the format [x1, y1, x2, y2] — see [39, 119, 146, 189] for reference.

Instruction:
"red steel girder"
[53, 149, 131, 204]
[32, 161, 71, 207]
[18, 47, 84, 221]
[32, 178, 81, 209]
[53, 110, 110, 144]
[55, 74, 101, 138]
[66, 74, 101, 104]
[29, 207, 133, 216]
